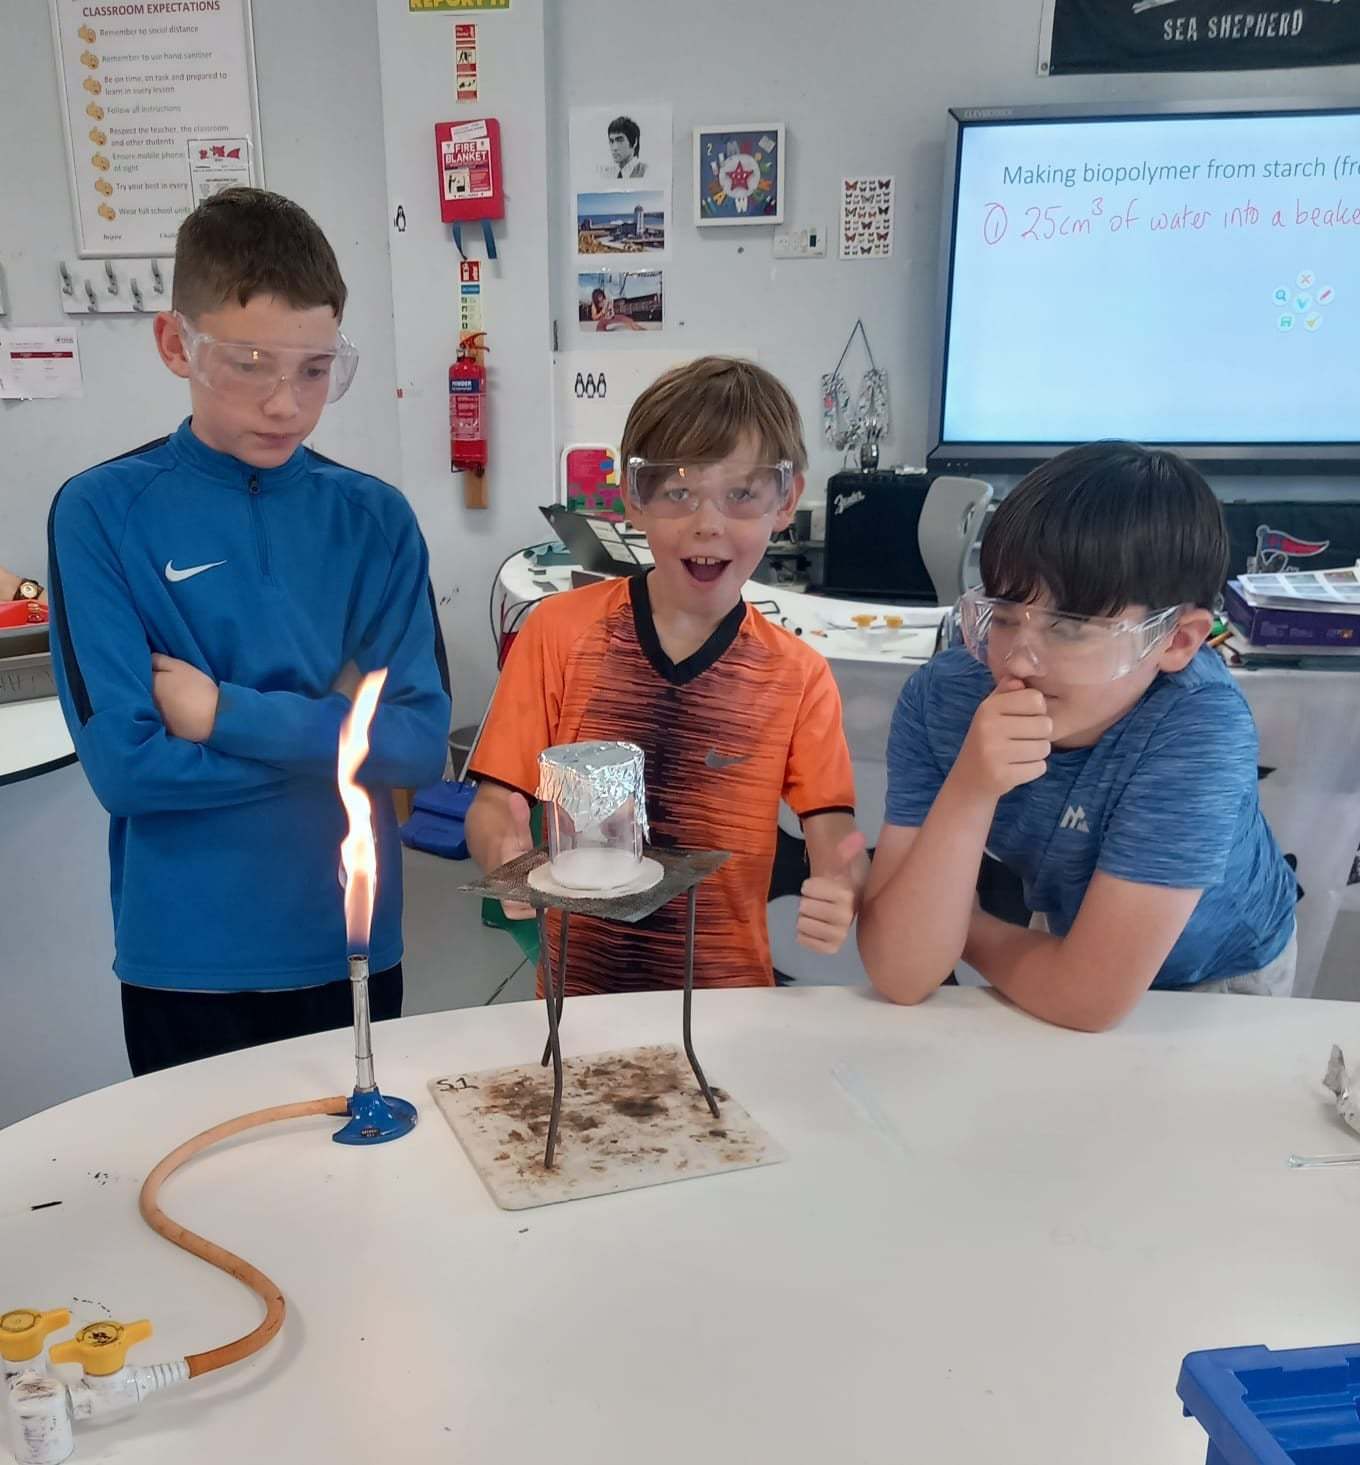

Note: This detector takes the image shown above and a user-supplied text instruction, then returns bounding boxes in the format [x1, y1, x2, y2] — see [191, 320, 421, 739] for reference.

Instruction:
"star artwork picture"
[694, 124, 785, 226]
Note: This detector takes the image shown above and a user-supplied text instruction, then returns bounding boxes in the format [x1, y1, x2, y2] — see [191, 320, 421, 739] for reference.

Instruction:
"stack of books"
[1222, 565, 1360, 666]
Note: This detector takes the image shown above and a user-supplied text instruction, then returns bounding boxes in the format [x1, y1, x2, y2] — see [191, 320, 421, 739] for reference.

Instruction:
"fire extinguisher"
[449, 332, 488, 509]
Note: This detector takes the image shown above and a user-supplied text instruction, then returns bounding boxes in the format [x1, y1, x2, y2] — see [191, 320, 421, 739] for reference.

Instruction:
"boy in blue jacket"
[48, 188, 450, 1075]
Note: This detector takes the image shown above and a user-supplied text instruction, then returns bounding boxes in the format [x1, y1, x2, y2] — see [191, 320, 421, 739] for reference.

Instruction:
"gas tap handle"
[49, 1320, 152, 1377]
[0, 1309, 71, 1365]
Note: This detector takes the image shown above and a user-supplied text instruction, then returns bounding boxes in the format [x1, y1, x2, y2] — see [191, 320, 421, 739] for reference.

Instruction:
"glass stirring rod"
[1287, 1151, 1360, 1169]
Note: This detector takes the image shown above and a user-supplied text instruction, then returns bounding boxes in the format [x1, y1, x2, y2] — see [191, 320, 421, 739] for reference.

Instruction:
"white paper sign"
[0, 328, 84, 399]
[186, 135, 252, 207]
[50, 0, 263, 256]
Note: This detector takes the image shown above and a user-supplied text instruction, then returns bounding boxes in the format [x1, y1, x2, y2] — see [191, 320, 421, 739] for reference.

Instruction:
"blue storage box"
[399, 780, 476, 860]
[1178, 1344, 1360, 1465]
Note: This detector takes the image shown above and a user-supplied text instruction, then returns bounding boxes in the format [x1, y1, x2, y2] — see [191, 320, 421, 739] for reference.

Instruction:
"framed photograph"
[693, 124, 785, 226]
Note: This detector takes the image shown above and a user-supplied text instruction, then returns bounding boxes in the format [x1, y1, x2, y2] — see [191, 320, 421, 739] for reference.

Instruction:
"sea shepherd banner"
[1041, 0, 1360, 73]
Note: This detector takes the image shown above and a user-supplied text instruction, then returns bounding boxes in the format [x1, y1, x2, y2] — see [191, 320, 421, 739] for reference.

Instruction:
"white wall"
[375, 0, 556, 728]
[9, 0, 1356, 710]
[0, 0, 401, 585]
[549, 0, 1360, 493]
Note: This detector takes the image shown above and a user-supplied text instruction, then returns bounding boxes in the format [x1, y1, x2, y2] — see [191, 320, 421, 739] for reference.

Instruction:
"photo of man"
[570, 104, 673, 262]
[602, 115, 647, 180]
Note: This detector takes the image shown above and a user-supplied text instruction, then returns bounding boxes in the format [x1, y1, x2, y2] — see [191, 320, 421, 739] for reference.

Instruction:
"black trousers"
[120, 964, 404, 1077]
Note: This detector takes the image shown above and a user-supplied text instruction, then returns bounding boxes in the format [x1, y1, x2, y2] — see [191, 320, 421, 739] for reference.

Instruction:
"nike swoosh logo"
[705, 750, 750, 771]
[165, 559, 226, 583]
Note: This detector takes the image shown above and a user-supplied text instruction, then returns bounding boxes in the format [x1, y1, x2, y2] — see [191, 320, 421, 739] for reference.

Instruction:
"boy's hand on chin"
[151, 654, 220, 742]
[953, 675, 1052, 802]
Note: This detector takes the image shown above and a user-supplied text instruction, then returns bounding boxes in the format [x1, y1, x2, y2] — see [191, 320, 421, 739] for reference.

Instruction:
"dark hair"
[622, 356, 807, 473]
[171, 187, 347, 320]
[980, 441, 1228, 614]
[608, 115, 640, 151]
[591, 287, 606, 305]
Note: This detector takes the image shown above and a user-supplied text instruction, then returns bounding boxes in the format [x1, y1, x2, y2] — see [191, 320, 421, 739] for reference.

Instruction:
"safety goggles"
[958, 591, 1182, 686]
[176, 313, 359, 405]
[626, 458, 794, 521]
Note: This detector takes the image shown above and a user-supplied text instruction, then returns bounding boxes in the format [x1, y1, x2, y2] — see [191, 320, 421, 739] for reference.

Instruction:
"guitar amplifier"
[1219, 496, 1360, 579]
[821, 470, 937, 600]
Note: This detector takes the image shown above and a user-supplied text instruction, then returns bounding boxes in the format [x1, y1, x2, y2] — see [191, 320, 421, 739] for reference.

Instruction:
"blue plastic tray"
[1178, 1344, 1360, 1465]
[399, 779, 475, 860]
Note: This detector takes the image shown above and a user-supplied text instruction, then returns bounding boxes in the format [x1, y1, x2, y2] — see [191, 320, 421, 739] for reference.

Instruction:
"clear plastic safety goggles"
[959, 591, 1182, 686]
[177, 313, 359, 405]
[626, 458, 794, 521]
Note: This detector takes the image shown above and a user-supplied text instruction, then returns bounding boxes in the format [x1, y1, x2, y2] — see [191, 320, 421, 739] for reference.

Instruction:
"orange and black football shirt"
[471, 575, 855, 995]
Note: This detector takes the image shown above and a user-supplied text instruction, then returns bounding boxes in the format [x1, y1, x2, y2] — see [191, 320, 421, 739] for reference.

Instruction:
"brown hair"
[621, 356, 807, 471]
[171, 187, 348, 320]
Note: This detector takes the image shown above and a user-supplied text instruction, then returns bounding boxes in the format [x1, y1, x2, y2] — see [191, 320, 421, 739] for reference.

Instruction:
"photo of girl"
[578, 270, 663, 332]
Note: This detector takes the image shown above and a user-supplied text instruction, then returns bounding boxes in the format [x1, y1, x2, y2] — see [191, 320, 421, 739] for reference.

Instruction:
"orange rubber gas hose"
[138, 1097, 348, 1377]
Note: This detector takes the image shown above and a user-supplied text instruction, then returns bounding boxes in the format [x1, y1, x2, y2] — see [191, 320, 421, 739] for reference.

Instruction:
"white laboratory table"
[497, 552, 946, 671]
[0, 697, 76, 788]
[496, 558, 1360, 997]
[3, 985, 1358, 1464]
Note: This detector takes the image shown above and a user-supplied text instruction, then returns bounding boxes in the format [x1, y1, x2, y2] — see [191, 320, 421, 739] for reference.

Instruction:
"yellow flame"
[338, 668, 387, 952]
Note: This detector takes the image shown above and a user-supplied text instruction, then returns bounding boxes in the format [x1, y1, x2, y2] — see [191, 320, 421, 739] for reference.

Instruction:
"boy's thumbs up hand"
[797, 830, 868, 955]
[497, 792, 536, 921]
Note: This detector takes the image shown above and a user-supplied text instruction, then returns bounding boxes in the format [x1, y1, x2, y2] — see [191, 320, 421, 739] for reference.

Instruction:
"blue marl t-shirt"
[885, 647, 1296, 988]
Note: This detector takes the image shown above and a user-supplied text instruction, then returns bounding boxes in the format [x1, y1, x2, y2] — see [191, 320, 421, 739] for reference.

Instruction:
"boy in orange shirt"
[467, 357, 866, 994]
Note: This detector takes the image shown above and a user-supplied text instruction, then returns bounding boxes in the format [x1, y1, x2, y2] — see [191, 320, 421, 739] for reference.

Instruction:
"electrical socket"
[772, 227, 826, 260]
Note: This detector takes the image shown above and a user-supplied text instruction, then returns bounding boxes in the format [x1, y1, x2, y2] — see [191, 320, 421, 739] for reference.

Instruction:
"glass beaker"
[537, 741, 648, 891]
[545, 794, 644, 890]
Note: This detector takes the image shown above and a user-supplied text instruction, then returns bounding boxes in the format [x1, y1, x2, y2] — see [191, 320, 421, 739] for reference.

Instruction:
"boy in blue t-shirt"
[859, 442, 1297, 1031]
